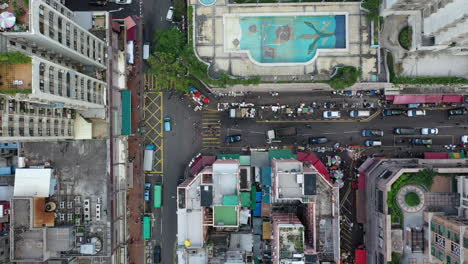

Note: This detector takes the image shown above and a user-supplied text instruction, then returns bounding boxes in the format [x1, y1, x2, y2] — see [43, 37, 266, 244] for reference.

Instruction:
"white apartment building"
[3, 0, 106, 69]
[382, 0, 468, 54]
[0, 96, 75, 141]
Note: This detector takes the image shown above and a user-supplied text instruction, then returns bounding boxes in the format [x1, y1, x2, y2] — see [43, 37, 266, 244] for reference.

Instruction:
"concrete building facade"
[362, 158, 468, 264]
[425, 214, 468, 264]
[382, 0, 468, 55]
[3, 0, 106, 69]
[0, 96, 75, 141]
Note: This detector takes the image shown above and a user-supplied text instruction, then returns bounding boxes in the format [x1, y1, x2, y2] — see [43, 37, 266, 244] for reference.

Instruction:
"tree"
[328, 66, 361, 90]
[153, 28, 187, 55]
[147, 52, 190, 93]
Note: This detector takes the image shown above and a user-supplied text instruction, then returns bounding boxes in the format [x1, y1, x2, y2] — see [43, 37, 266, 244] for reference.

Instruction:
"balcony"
[0, 53, 32, 95]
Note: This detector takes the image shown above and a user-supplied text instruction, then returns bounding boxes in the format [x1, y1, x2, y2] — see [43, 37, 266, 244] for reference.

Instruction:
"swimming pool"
[199, 0, 217, 6]
[232, 14, 346, 64]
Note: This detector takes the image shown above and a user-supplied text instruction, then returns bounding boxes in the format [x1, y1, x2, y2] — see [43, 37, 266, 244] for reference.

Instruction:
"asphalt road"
[65, 0, 141, 18]
[217, 102, 468, 151]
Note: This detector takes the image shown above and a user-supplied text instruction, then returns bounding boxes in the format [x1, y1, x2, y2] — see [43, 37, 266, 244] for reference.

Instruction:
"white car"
[116, 0, 132, 4]
[407, 109, 426, 117]
[323, 111, 341, 119]
[421, 128, 438, 135]
[462, 135, 468, 144]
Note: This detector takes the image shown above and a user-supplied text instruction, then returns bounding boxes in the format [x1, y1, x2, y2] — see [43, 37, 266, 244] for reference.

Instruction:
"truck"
[229, 108, 256, 119]
[143, 144, 156, 172]
[266, 127, 297, 143]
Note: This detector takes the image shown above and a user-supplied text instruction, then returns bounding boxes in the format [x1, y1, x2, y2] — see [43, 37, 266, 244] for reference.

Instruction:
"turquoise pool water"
[238, 15, 346, 63]
[199, 0, 217, 6]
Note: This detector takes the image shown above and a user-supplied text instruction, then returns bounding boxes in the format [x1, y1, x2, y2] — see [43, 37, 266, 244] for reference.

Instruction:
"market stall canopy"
[0, 12, 15, 29]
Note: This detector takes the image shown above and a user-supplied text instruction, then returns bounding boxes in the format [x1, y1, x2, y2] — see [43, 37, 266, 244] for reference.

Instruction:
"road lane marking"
[343, 131, 359, 134]
[250, 131, 264, 134]
[257, 109, 382, 123]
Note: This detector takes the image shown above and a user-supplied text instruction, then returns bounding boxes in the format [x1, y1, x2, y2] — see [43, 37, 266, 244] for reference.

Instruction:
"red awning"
[424, 152, 449, 159]
[111, 21, 121, 32]
[355, 249, 367, 264]
[190, 156, 216, 176]
[388, 94, 463, 104]
[126, 27, 136, 41]
[358, 172, 366, 189]
[124, 16, 136, 29]
[393, 95, 427, 104]
[297, 152, 330, 182]
[312, 160, 330, 182]
[442, 95, 464, 103]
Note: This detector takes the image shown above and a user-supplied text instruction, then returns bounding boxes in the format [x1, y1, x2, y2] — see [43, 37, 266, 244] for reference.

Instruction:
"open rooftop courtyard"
[191, 0, 377, 81]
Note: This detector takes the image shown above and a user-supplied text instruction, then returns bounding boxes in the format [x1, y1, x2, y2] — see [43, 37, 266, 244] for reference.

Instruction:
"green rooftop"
[222, 195, 238, 206]
[239, 155, 251, 165]
[268, 149, 297, 160]
[217, 154, 241, 160]
[240, 192, 251, 207]
[214, 205, 238, 226]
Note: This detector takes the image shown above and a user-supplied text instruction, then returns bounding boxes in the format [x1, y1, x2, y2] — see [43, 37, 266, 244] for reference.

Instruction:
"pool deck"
[191, 0, 378, 81]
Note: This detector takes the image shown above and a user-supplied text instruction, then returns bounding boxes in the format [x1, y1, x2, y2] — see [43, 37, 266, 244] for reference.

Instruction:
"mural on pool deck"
[236, 15, 346, 64]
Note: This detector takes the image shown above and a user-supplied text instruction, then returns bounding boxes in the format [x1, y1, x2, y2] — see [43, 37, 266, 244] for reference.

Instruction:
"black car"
[308, 137, 328, 144]
[382, 109, 404, 116]
[361, 129, 384, 137]
[448, 107, 467, 116]
[89, 0, 108, 5]
[154, 245, 161, 264]
[394, 128, 418, 135]
[225, 135, 241, 143]
[410, 138, 433, 145]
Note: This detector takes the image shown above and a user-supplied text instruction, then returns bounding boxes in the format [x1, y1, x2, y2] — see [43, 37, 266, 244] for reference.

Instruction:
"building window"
[438, 225, 444, 235]
[431, 246, 435, 256]
[9, 40, 15, 46]
[438, 251, 444, 261]
[431, 222, 436, 231]
[447, 230, 451, 239]
[446, 255, 451, 264]
[464, 237, 468, 248]
[454, 233, 459, 243]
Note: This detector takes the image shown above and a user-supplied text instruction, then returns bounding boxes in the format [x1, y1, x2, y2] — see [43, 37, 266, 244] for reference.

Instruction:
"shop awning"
[121, 90, 132, 135]
[355, 248, 367, 264]
[424, 152, 449, 159]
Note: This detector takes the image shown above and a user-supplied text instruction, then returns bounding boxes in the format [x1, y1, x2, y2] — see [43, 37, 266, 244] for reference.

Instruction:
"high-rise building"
[382, 0, 468, 55]
[0, 0, 109, 141]
[3, 0, 106, 69]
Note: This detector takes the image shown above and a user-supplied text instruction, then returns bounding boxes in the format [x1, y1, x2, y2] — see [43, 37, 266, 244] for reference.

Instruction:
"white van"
[143, 43, 150, 60]
[350, 110, 370, 118]
[166, 7, 174, 22]
[365, 140, 382, 147]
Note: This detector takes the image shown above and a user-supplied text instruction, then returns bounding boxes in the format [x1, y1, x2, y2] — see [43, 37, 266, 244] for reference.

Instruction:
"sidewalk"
[127, 16, 145, 264]
[209, 82, 393, 94]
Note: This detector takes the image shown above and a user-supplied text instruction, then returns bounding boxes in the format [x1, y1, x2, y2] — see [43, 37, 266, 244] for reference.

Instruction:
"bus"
[143, 216, 151, 239]
[154, 185, 162, 208]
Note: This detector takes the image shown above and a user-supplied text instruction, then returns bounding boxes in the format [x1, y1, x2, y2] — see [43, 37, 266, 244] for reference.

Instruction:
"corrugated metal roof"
[239, 155, 251, 166]
[240, 192, 251, 207]
[262, 221, 271, 240]
[121, 90, 132, 135]
[261, 167, 272, 186]
[268, 149, 296, 160]
[222, 194, 238, 206]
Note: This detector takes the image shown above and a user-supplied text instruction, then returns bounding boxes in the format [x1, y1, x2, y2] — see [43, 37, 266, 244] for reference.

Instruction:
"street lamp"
[108, 7, 123, 13]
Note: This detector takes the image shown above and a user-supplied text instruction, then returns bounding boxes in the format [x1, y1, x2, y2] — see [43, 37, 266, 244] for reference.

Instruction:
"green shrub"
[327, 66, 361, 90]
[388, 252, 402, 264]
[387, 169, 436, 225]
[393, 76, 468, 85]
[405, 192, 420, 206]
[0, 52, 31, 64]
[398, 26, 412, 50]
[362, 0, 380, 22]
